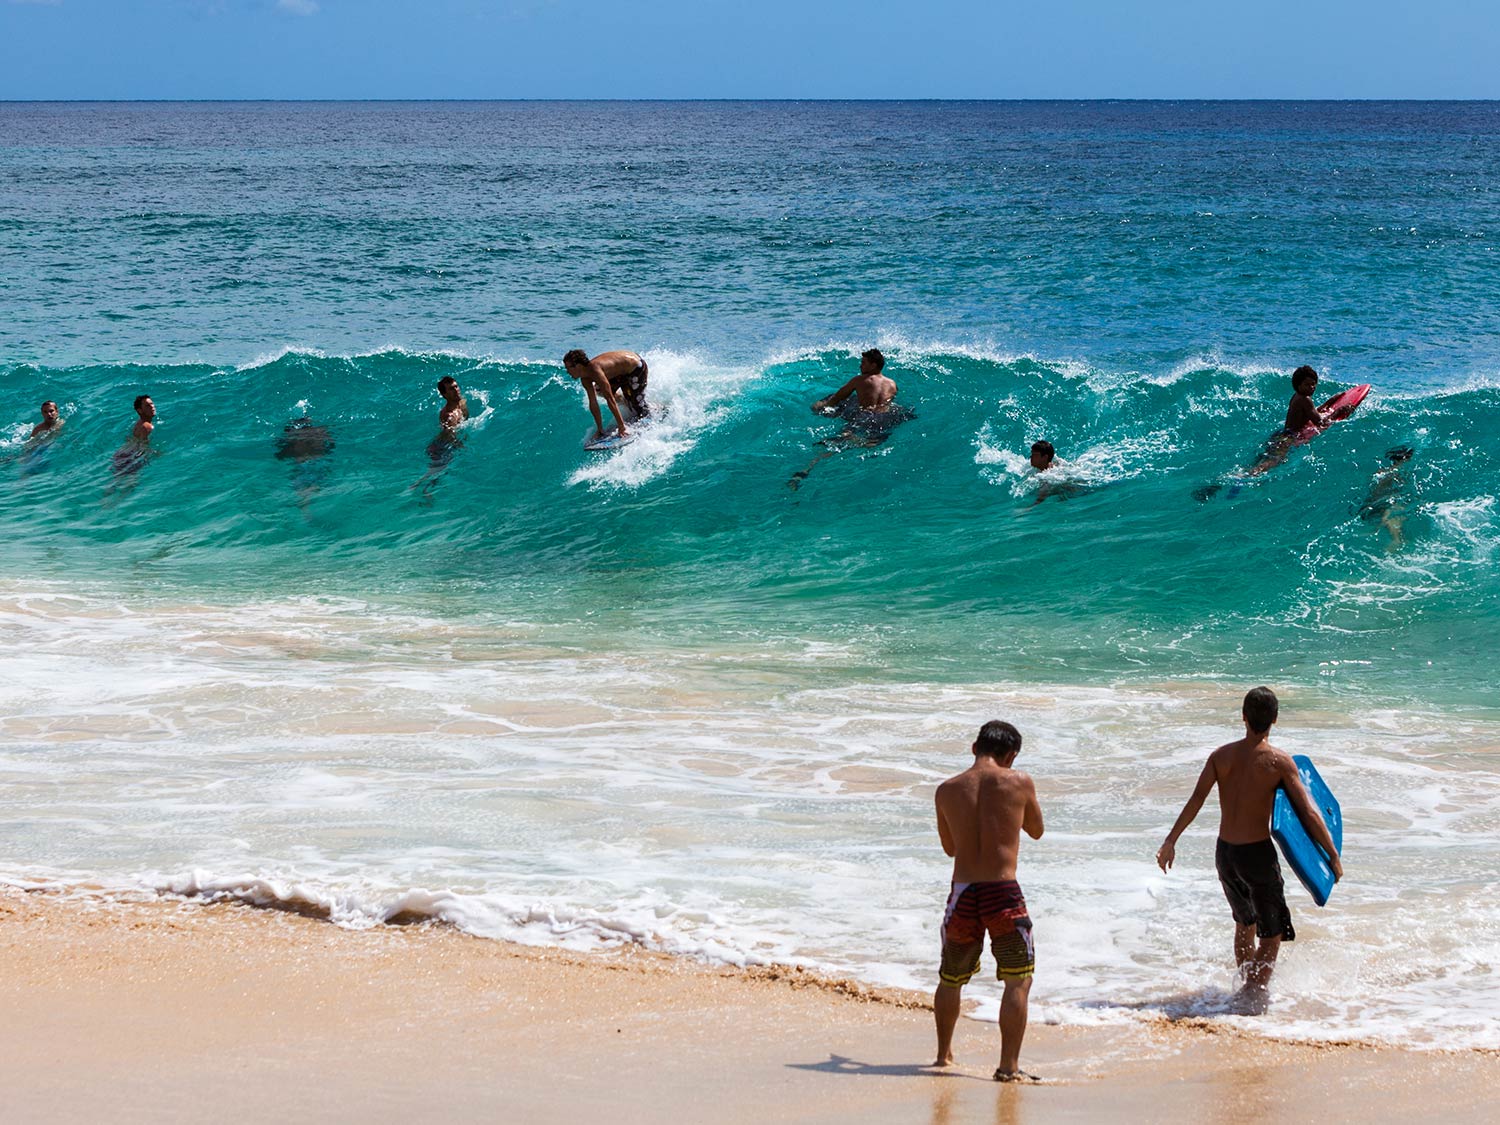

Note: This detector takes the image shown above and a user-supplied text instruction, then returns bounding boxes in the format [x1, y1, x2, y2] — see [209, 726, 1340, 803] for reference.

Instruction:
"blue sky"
[3, 0, 1498, 100]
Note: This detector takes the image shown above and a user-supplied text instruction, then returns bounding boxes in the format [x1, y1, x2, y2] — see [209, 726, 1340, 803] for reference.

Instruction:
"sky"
[2, 0, 1498, 100]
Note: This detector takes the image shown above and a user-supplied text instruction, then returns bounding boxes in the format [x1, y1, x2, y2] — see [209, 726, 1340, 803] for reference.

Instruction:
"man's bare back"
[812, 348, 899, 416]
[936, 761, 1042, 882]
[1211, 736, 1296, 845]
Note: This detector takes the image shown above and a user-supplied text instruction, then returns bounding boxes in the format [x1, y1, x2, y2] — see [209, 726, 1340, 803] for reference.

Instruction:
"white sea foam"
[1, 585, 1498, 1049]
[565, 349, 750, 490]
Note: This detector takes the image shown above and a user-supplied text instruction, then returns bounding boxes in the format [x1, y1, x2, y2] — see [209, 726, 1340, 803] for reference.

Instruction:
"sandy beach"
[1, 886, 1493, 1124]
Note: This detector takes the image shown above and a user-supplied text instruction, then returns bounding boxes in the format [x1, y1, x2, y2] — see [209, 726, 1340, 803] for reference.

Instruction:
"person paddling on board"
[1247, 366, 1339, 477]
[790, 349, 906, 489]
[1155, 687, 1343, 1014]
[562, 349, 649, 442]
[932, 721, 1044, 1082]
[1283, 365, 1330, 435]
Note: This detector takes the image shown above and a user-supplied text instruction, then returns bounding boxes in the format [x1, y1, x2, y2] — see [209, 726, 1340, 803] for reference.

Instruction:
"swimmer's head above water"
[860, 348, 885, 375]
[1029, 441, 1055, 471]
[1291, 365, 1318, 396]
[133, 394, 155, 421]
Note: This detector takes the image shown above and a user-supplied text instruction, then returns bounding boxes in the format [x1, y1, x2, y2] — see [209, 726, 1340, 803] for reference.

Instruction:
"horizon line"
[4, 97, 1500, 105]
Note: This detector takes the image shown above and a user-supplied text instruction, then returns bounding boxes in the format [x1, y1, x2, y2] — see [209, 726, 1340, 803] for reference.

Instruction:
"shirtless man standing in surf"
[562, 349, 649, 441]
[932, 720, 1045, 1082]
[1156, 686, 1343, 1012]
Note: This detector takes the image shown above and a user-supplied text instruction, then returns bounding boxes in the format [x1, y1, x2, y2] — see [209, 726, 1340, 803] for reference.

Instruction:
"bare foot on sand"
[932, 1051, 954, 1067]
[994, 1068, 1041, 1083]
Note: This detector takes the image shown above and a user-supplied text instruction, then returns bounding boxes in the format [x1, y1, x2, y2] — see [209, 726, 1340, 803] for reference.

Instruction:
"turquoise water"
[2, 102, 1499, 1047]
[3, 347, 1496, 705]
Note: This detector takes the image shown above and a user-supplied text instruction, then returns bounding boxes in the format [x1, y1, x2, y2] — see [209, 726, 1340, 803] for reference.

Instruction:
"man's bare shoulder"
[936, 769, 974, 793]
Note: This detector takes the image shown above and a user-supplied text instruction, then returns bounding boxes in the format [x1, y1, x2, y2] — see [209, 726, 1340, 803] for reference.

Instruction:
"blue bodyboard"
[1271, 755, 1343, 907]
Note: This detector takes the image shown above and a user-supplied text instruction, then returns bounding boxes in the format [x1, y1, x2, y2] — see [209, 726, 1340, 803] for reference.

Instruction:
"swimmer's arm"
[1156, 760, 1216, 872]
[1021, 776, 1044, 840]
[935, 792, 956, 857]
[1279, 756, 1343, 880]
[813, 378, 859, 414]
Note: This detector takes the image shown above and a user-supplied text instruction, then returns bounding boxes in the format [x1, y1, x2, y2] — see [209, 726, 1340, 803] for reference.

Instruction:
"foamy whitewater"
[2, 101, 1499, 1050]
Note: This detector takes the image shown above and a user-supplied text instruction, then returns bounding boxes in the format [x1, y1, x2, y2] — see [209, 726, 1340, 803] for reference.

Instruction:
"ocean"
[1, 100, 1497, 1049]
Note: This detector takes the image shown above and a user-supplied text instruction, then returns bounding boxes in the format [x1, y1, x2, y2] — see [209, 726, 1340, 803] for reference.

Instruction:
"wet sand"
[1, 886, 1493, 1123]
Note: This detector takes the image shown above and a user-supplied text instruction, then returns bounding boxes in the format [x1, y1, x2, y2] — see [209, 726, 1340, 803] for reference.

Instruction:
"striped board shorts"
[938, 880, 1035, 985]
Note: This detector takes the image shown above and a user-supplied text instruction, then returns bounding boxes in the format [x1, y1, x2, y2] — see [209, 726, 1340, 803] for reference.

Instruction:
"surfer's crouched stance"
[1156, 687, 1343, 1013]
[933, 721, 1045, 1082]
[563, 348, 649, 441]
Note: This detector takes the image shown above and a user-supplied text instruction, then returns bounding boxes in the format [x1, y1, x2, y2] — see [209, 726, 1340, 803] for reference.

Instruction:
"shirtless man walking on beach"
[932, 720, 1044, 1082]
[562, 349, 649, 440]
[1156, 687, 1343, 1013]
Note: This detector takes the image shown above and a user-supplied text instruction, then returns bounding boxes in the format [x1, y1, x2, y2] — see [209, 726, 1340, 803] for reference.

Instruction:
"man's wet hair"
[133, 394, 151, 412]
[437, 375, 458, 392]
[1031, 440, 1055, 461]
[975, 719, 1022, 759]
[1386, 446, 1414, 464]
[562, 349, 590, 369]
[861, 348, 885, 372]
[1242, 686, 1279, 734]
[1291, 365, 1318, 390]
[41, 400, 56, 410]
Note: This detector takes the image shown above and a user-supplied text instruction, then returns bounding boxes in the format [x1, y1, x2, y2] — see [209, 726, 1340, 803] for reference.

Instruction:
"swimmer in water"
[563, 349, 648, 441]
[437, 375, 470, 431]
[1027, 440, 1077, 504]
[415, 376, 472, 504]
[811, 348, 899, 416]
[275, 416, 335, 511]
[1359, 446, 1414, 551]
[790, 349, 908, 489]
[106, 394, 156, 493]
[30, 400, 63, 439]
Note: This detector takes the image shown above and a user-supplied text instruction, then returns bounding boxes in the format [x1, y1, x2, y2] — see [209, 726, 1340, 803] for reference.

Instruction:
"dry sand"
[1, 886, 1493, 1123]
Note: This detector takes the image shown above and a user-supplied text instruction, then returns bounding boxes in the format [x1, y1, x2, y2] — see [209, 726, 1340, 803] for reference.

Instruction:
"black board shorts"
[1215, 838, 1295, 941]
[613, 359, 648, 419]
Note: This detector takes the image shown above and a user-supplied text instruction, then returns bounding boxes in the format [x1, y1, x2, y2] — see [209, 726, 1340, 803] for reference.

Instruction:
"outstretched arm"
[1280, 757, 1344, 880]
[1157, 760, 1216, 872]
[813, 378, 859, 414]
